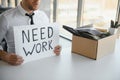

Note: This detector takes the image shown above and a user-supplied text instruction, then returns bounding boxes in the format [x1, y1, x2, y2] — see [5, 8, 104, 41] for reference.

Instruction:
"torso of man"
[0, 4, 49, 53]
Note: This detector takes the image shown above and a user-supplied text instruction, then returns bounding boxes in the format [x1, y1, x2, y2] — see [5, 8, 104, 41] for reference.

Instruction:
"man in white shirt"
[0, 0, 61, 65]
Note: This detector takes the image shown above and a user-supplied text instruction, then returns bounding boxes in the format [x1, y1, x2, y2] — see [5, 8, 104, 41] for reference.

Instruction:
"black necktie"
[25, 13, 35, 25]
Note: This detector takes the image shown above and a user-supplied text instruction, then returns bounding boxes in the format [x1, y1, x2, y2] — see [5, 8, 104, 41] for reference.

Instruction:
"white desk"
[0, 40, 120, 80]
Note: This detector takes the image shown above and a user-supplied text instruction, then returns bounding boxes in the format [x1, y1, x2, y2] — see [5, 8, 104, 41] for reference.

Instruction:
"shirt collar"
[17, 4, 28, 16]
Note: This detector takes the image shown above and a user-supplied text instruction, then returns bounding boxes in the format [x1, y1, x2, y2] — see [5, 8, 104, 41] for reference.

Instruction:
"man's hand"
[54, 45, 61, 56]
[3, 53, 24, 65]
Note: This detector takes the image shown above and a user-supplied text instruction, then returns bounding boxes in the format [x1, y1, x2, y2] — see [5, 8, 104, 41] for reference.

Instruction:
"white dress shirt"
[0, 4, 49, 53]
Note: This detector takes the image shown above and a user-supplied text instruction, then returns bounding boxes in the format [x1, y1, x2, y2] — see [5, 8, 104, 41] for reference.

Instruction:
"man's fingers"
[6, 54, 24, 65]
[9, 57, 24, 62]
[53, 45, 62, 56]
[55, 45, 61, 50]
[8, 61, 23, 65]
[10, 54, 22, 59]
[8, 58, 24, 65]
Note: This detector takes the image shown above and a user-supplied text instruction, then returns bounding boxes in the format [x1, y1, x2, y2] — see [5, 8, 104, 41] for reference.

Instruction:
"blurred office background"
[0, 0, 120, 40]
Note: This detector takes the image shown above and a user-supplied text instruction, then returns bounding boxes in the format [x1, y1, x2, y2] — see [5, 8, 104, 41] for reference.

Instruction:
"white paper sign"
[13, 23, 59, 63]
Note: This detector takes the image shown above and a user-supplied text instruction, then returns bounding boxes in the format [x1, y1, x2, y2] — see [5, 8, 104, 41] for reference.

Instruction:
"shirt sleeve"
[0, 15, 8, 50]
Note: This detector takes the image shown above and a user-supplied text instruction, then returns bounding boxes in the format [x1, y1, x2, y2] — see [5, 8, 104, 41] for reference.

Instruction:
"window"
[55, 0, 78, 39]
[0, 0, 21, 7]
[81, 0, 118, 29]
[0, 0, 119, 39]
[51, 0, 119, 39]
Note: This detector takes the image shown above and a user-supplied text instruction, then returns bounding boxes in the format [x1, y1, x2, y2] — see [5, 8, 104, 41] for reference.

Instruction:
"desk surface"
[0, 40, 120, 80]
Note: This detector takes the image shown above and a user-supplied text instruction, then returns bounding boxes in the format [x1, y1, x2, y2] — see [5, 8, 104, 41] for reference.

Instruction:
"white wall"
[39, 0, 51, 18]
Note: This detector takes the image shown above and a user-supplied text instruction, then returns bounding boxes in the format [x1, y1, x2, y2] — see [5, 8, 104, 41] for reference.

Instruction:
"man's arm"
[0, 15, 8, 50]
[0, 50, 24, 65]
[0, 50, 6, 60]
[0, 15, 24, 65]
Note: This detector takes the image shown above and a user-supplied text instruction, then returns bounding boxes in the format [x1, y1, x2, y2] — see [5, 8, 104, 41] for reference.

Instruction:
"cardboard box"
[72, 35, 117, 60]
